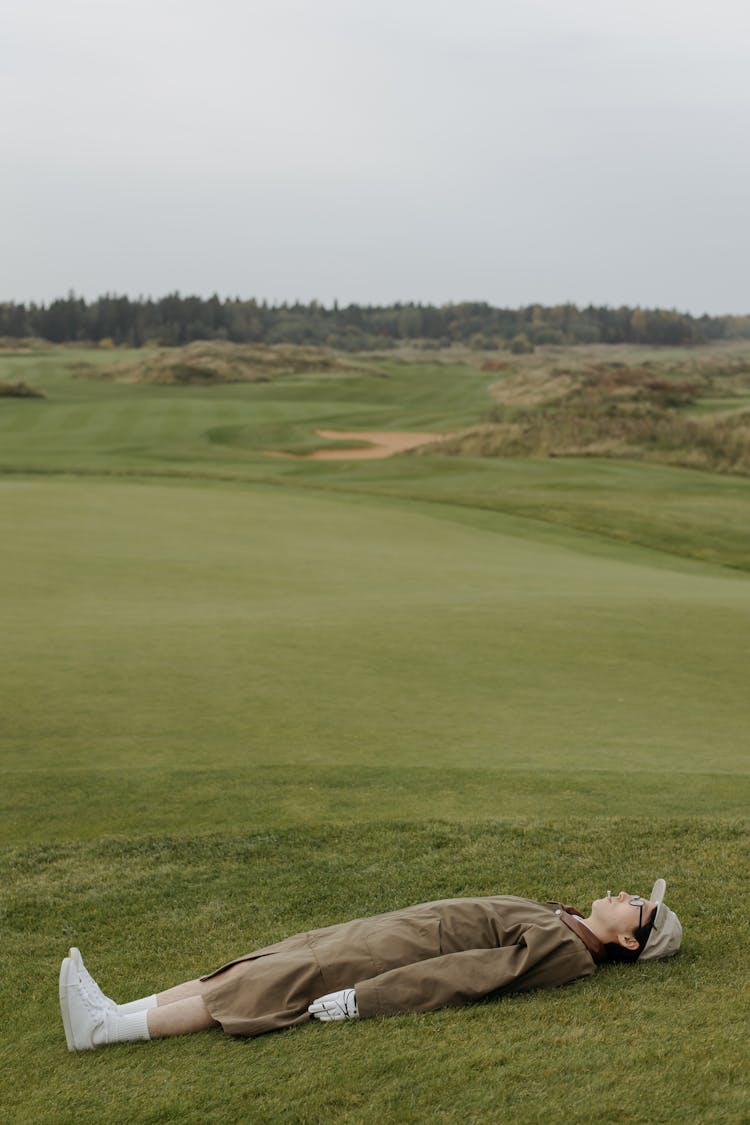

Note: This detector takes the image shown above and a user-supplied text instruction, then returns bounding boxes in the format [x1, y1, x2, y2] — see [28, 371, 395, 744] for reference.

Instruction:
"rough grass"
[429, 407, 750, 475]
[0, 379, 44, 397]
[0, 335, 53, 351]
[428, 353, 750, 475]
[83, 341, 387, 385]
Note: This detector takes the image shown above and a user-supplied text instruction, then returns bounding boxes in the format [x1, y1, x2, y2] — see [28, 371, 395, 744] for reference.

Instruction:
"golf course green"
[1, 346, 748, 1122]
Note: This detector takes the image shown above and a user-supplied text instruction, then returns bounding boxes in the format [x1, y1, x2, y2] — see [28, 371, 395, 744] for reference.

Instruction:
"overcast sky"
[3, 0, 749, 313]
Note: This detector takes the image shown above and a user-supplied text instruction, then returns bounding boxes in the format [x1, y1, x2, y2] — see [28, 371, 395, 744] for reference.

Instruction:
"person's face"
[589, 890, 657, 938]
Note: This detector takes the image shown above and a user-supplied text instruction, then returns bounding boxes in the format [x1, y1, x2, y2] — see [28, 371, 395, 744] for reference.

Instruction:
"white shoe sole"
[59, 957, 75, 1051]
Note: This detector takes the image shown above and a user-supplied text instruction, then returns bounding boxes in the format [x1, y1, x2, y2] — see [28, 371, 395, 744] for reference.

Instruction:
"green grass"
[690, 395, 750, 414]
[3, 820, 748, 1123]
[1, 347, 749, 1122]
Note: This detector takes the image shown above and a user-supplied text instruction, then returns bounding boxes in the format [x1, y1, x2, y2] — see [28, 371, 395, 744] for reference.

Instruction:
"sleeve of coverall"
[354, 929, 593, 1019]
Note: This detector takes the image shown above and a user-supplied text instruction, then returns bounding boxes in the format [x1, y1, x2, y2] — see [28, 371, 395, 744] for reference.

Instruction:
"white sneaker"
[68, 948, 117, 1012]
[59, 956, 112, 1051]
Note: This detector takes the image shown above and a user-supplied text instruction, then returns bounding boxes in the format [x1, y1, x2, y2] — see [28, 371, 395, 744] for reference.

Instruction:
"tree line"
[2, 293, 749, 350]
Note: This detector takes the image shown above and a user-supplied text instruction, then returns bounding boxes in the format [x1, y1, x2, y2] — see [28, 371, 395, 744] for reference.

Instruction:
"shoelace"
[78, 964, 117, 1011]
[73, 972, 110, 1043]
[76, 976, 97, 1011]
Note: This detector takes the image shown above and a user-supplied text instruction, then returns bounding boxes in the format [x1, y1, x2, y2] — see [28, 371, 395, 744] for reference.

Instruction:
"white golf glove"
[308, 988, 358, 1021]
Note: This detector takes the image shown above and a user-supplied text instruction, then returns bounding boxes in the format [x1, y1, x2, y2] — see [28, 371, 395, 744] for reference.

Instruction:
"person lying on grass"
[59, 879, 682, 1051]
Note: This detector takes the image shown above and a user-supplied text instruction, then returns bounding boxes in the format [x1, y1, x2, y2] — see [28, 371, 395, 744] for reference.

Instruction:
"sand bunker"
[268, 429, 442, 460]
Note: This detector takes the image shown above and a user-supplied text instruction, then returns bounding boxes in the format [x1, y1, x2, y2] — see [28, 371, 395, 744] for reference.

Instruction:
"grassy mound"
[422, 355, 750, 475]
[0, 379, 44, 398]
[0, 336, 52, 352]
[92, 341, 386, 385]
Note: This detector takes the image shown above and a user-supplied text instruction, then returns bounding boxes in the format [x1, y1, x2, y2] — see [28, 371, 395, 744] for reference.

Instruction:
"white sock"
[95, 1009, 151, 1046]
[117, 994, 158, 1015]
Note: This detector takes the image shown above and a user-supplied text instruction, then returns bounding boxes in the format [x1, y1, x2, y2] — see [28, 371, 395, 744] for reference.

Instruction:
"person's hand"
[308, 988, 358, 1021]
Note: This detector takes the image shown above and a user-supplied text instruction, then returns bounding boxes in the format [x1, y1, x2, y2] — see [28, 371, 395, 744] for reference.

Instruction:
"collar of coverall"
[553, 905, 607, 964]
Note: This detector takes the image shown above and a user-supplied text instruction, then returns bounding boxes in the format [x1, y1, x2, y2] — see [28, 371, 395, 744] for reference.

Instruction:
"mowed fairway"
[1, 352, 749, 1123]
[2, 476, 750, 834]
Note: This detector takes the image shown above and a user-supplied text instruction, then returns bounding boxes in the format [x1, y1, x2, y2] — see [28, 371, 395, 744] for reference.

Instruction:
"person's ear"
[616, 933, 640, 951]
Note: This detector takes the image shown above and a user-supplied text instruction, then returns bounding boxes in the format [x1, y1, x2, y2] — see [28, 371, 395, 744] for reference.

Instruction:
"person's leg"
[60, 958, 221, 1050]
[147, 995, 218, 1038]
[149, 960, 282, 1038]
[118, 974, 240, 1013]
[144, 962, 261, 1037]
[154, 979, 205, 1006]
[70, 949, 204, 1014]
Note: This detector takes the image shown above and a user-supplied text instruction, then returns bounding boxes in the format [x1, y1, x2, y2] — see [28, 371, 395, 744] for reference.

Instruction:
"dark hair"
[603, 909, 656, 964]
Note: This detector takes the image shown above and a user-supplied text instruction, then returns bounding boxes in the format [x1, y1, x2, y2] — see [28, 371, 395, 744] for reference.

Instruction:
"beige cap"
[639, 878, 682, 961]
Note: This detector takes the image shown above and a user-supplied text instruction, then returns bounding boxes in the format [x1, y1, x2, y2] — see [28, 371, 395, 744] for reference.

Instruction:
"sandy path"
[267, 429, 442, 460]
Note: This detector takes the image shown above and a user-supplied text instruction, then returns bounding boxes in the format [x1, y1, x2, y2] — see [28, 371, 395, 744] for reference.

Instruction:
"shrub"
[509, 334, 534, 354]
[0, 380, 44, 398]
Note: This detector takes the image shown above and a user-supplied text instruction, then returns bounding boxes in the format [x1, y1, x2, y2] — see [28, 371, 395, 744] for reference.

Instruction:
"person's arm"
[353, 930, 593, 1019]
[307, 948, 535, 1023]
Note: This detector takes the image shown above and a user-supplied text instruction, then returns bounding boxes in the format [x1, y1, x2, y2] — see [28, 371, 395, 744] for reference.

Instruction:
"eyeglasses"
[629, 896, 647, 929]
[606, 892, 652, 930]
